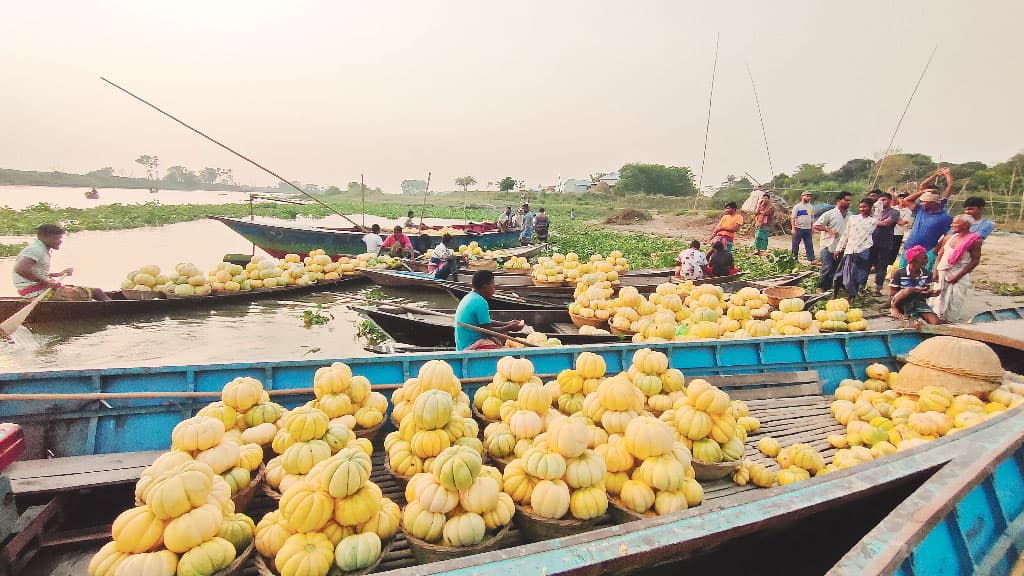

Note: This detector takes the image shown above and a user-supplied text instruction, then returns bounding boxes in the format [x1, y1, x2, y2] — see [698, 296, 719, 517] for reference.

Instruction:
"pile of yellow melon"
[308, 362, 388, 433]
[402, 446, 514, 546]
[207, 262, 252, 292]
[548, 352, 606, 417]
[456, 241, 484, 257]
[121, 263, 216, 297]
[502, 256, 530, 270]
[385, 360, 480, 478]
[88, 378, 279, 576]
[661, 378, 758, 468]
[353, 253, 401, 271]
[567, 274, 616, 320]
[264, 404, 373, 495]
[601, 417, 703, 516]
[472, 356, 549, 424]
[506, 331, 562, 348]
[532, 256, 566, 284]
[622, 348, 687, 417]
[254, 447, 399, 575]
[814, 298, 867, 332]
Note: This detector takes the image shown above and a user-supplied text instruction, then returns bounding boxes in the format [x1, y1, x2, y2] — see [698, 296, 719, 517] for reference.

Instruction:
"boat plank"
[7, 450, 163, 482]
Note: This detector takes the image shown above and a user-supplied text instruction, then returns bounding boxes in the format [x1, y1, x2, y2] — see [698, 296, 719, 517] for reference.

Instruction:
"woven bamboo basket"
[254, 539, 394, 576]
[569, 312, 607, 329]
[763, 286, 806, 308]
[401, 521, 511, 563]
[532, 278, 566, 287]
[122, 289, 161, 300]
[609, 326, 638, 337]
[231, 464, 265, 513]
[469, 260, 498, 271]
[354, 421, 385, 443]
[891, 336, 1004, 396]
[512, 504, 607, 542]
[261, 482, 281, 501]
[692, 459, 740, 481]
[607, 496, 658, 524]
[211, 540, 254, 576]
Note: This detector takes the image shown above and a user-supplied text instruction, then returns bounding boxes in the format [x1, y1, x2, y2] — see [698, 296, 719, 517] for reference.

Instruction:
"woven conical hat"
[892, 336, 1004, 395]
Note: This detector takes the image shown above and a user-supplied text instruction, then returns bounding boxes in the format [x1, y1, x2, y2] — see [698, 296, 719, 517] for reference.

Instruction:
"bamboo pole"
[1, 374, 559, 401]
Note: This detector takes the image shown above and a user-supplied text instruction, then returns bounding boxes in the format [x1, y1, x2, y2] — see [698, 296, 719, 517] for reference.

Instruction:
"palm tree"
[455, 176, 477, 192]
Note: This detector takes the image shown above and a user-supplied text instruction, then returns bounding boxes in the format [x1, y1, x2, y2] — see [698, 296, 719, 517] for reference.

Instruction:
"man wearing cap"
[901, 167, 954, 269]
[790, 191, 815, 262]
[889, 245, 940, 325]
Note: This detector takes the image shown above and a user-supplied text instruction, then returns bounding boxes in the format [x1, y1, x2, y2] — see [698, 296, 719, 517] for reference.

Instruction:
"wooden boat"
[352, 306, 624, 348]
[4, 321, 1023, 575]
[970, 306, 1024, 323]
[402, 243, 549, 273]
[212, 216, 521, 259]
[0, 275, 368, 324]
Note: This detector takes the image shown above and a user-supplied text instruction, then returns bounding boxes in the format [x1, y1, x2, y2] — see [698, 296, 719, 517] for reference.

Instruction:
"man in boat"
[706, 240, 736, 278]
[707, 202, 743, 252]
[428, 233, 467, 280]
[813, 191, 852, 293]
[454, 270, 525, 351]
[518, 203, 535, 246]
[12, 224, 110, 301]
[361, 223, 383, 254]
[930, 215, 983, 323]
[403, 210, 417, 229]
[379, 226, 414, 258]
[497, 206, 514, 232]
[533, 208, 550, 243]
[753, 192, 775, 255]
[675, 240, 707, 280]
[889, 245, 940, 325]
[900, 167, 954, 269]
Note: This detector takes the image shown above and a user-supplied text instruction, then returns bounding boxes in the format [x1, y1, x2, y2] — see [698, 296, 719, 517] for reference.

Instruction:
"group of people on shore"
[498, 203, 550, 245]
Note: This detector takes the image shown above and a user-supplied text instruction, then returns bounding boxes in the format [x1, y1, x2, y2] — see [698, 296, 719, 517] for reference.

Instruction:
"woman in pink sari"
[930, 215, 982, 323]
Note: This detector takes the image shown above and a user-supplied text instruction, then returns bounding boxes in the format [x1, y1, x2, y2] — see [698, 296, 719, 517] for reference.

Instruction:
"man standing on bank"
[790, 191, 816, 263]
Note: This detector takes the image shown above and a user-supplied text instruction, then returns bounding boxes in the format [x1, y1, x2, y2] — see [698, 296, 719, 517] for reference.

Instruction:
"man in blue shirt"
[519, 204, 535, 246]
[901, 167, 954, 269]
[963, 197, 995, 239]
[454, 270, 525, 350]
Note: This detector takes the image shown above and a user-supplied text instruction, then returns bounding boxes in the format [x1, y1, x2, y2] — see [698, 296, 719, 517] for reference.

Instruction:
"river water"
[0, 185, 261, 210]
[0, 214, 459, 372]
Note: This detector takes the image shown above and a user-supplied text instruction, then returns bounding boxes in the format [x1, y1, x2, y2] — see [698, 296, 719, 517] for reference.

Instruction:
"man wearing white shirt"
[834, 198, 878, 298]
[361, 224, 384, 254]
[812, 191, 852, 292]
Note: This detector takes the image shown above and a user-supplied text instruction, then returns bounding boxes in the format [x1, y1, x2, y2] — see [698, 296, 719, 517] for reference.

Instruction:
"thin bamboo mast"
[870, 45, 938, 189]
[745, 63, 775, 184]
[99, 76, 369, 232]
[695, 33, 720, 205]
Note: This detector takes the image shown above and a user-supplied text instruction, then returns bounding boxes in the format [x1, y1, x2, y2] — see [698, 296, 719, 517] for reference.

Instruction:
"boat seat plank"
[701, 371, 822, 400]
[8, 450, 164, 495]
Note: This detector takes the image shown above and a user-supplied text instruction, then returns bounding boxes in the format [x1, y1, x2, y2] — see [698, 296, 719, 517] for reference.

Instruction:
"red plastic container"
[0, 424, 25, 472]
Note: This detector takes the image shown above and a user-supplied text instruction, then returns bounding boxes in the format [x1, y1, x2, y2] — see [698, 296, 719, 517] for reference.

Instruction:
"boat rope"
[745, 63, 775, 183]
[869, 45, 939, 189]
[99, 76, 370, 232]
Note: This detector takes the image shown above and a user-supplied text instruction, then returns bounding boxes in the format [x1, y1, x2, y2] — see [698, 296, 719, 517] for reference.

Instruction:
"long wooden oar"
[0, 287, 53, 338]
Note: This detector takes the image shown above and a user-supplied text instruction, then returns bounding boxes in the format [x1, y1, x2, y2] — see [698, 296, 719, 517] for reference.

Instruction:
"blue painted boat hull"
[212, 217, 522, 258]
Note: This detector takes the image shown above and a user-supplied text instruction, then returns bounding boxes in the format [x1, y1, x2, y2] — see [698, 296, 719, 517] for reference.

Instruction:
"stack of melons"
[567, 273, 616, 321]
[472, 356, 545, 422]
[502, 256, 530, 270]
[456, 241, 484, 257]
[165, 262, 214, 297]
[309, 362, 388, 435]
[333, 255, 359, 278]
[561, 252, 582, 282]
[385, 361, 480, 479]
[264, 405, 372, 495]
[814, 298, 867, 332]
[89, 434, 255, 576]
[507, 332, 561, 348]
[403, 446, 514, 547]
[624, 348, 687, 417]
[580, 373, 645, 435]
[501, 416, 610, 522]
[253, 446, 400, 575]
[120, 264, 167, 293]
[577, 324, 611, 336]
[665, 379, 751, 467]
[599, 417, 703, 516]
[353, 253, 401, 270]
[531, 256, 565, 284]
[549, 352, 605, 417]
[208, 262, 251, 292]
[728, 286, 771, 319]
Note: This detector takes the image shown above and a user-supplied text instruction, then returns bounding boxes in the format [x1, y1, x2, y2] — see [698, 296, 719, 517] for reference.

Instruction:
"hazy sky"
[2, 1, 1022, 194]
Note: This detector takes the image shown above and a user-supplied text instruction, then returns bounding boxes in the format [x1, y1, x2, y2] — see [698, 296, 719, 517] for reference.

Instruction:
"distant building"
[561, 179, 593, 194]
[598, 171, 620, 187]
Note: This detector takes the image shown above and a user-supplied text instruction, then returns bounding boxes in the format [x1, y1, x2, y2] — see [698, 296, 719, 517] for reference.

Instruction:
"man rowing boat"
[454, 270, 525, 351]
[12, 224, 110, 301]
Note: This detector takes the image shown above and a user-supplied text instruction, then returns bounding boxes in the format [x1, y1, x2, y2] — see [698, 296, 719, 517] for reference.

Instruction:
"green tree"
[401, 179, 427, 195]
[615, 163, 697, 196]
[164, 166, 197, 185]
[198, 167, 219, 184]
[323, 185, 342, 195]
[714, 175, 755, 204]
[135, 155, 159, 180]
[830, 159, 874, 183]
[455, 176, 477, 192]
[498, 177, 516, 192]
[87, 167, 115, 178]
[792, 163, 828, 185]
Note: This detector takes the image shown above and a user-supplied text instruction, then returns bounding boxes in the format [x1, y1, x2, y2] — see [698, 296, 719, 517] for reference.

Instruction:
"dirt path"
[601, 213, 1024, 320]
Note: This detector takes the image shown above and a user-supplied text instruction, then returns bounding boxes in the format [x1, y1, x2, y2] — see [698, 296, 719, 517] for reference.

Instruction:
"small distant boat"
[149, 187, 159, 193]
[84, 189, 99, 199]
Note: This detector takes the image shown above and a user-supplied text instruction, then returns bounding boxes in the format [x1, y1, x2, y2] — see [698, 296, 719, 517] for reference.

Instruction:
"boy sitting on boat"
[889, 245, 941, 325]
[427, 233, 467, 281]
[12, 224, 110, 302]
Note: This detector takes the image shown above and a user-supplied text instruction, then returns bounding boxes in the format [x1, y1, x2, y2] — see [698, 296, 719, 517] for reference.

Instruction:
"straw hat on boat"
[892, 336, 1004, 396]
